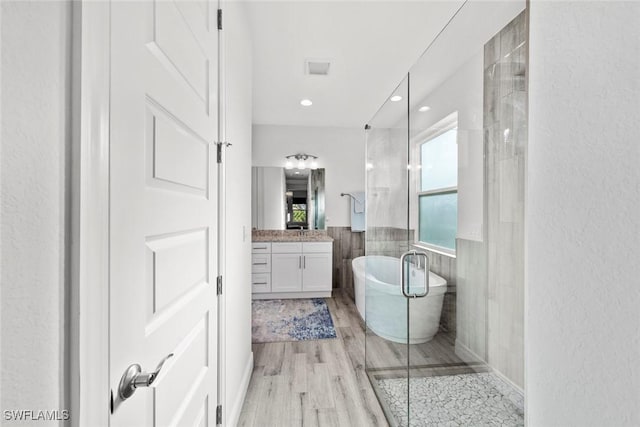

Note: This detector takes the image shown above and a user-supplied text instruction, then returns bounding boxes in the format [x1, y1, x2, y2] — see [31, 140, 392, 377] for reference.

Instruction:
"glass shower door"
[364, 75, 412, 426]
[365, 1, 528, 426]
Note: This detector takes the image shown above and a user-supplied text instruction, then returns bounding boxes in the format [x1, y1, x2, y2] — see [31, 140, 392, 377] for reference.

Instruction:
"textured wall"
[1, 1, 71, 422]
[527, 2, 640, 425]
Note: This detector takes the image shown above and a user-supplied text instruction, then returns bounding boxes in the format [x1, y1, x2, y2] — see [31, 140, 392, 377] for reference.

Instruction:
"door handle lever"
[118, 353, 173, 401]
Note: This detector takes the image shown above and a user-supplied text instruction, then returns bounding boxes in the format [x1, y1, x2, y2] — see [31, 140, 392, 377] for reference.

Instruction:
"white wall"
[527, 2, 640, 426]
[222, 2, 254, 425]
[1, 1, 71, 423]
[252, 125, 365, 228]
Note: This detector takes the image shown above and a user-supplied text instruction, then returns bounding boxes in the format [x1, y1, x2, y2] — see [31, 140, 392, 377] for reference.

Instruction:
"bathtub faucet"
[411, 256, 426, 271]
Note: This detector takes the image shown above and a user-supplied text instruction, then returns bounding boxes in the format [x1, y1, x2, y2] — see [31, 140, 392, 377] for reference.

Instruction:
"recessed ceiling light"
[390, 95, 402, 102]
[419, 106, 431, 112]
[300, 99, 313, 107]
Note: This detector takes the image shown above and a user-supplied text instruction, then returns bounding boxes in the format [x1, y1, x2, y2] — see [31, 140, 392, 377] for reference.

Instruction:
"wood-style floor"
[238, 291, 390, 427]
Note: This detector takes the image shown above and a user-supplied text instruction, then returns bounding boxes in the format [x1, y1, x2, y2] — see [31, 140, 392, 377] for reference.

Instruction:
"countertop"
[252, 230, 334, 242]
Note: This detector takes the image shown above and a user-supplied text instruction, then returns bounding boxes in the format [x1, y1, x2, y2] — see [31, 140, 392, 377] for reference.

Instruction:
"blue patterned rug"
[252, 298, 337, 343]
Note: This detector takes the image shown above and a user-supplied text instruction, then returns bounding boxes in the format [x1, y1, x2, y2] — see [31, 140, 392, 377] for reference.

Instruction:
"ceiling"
[245, 1, 465, 129]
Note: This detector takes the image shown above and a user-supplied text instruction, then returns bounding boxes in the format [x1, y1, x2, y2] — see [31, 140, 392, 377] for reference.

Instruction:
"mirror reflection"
[251, 166, 325, 230]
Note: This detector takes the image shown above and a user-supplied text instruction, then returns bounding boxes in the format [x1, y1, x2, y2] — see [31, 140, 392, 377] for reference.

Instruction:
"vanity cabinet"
[252, 241, 332, 299]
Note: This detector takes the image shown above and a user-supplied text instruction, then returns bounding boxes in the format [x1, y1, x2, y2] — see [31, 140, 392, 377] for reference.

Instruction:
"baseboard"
[227, 351, 254, 427]
[454, 339, 487, 365]
[491, 365, 524, 397]
[455, 340, 524, 397]
[252, 291, 332, 299]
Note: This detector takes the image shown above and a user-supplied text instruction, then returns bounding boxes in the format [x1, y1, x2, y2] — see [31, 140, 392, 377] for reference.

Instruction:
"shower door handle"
[400, 250, 430, 298]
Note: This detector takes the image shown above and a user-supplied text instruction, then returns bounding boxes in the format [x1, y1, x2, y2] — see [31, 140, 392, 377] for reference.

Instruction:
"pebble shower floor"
[376, 372, 524, 426]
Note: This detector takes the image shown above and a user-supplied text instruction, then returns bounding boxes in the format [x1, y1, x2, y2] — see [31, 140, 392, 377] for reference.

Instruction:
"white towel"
[350, 192, 365, 232]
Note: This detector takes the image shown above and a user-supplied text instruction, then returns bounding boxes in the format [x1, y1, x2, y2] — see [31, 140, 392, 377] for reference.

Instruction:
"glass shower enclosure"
[364, 1, 527, 425]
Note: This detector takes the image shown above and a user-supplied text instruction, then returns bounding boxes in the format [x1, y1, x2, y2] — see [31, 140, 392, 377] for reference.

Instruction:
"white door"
[109, 1, 219, 426]
[302, 253, 332, 291]
[271, 253, 303, 292]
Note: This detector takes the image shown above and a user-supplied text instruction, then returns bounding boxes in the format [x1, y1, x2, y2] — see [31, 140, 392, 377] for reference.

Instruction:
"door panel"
[302, 253, 331, 291]
[271, 253, 303, 292]
[109, 1, 218, 426]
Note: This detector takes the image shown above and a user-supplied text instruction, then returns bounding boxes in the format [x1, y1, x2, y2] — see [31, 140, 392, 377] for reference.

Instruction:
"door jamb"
[70, 1, 111, 426]
[216, 1, 227, 424]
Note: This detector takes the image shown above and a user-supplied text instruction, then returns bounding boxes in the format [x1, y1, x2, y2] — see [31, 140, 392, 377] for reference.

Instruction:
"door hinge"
[216, 276, 223, 295]
[216, 404, 222, 424]
[217, 9, 222, 30]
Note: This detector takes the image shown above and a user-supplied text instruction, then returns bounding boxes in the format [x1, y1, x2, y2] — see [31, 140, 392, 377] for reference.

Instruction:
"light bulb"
[297, 159, 306, 169]
[310, 160, 318, 169]
[285, 160, 293, 169]
[390, 95, 402, 102]
[366, 163, 374, 170]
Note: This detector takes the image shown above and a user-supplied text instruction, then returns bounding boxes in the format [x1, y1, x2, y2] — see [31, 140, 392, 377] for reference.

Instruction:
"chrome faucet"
[411, 256, 426, 270]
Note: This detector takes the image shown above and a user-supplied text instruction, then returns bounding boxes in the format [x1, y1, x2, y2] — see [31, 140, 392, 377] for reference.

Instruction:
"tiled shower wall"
[483, 10, 527, 389]
[455, 238, 488, 360]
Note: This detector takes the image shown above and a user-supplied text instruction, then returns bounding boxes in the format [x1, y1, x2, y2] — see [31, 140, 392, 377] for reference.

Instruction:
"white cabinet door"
[302, 253, 332, 292]
[271, 253, 303, 292]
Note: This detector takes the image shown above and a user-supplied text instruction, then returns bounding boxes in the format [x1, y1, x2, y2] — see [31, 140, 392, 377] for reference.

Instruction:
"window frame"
[414, 118, 459, 256]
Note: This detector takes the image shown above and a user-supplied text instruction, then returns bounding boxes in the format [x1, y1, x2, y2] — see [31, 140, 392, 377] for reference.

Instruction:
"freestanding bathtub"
[352, 255, 447, 344]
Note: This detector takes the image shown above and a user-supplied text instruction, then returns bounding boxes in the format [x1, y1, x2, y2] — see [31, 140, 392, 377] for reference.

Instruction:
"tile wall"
[327, 226, 365, 298]
[483, 10, 527, 389]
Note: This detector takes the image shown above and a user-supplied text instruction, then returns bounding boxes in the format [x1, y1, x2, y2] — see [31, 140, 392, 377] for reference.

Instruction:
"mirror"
[251, 167, 325, 230]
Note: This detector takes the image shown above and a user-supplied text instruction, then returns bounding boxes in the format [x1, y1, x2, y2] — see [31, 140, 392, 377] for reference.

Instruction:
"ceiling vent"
[305, 59, 331, 76]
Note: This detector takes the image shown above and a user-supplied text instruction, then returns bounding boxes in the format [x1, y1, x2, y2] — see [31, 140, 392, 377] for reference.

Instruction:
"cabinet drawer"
[252, 242, 271, 253]
[303, 242, 332, 253]
[252, 273, 271, 293]
[251, 254, 271, 273]
[272, 242, 303, 253]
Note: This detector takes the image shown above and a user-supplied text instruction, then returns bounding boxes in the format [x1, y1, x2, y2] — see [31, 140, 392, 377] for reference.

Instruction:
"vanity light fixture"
[285, 153, 318, 170]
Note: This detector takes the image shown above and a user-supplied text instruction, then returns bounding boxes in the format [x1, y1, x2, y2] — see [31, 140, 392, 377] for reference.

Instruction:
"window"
[418, 127, 458, 253]
[292, 203, 307, 223]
